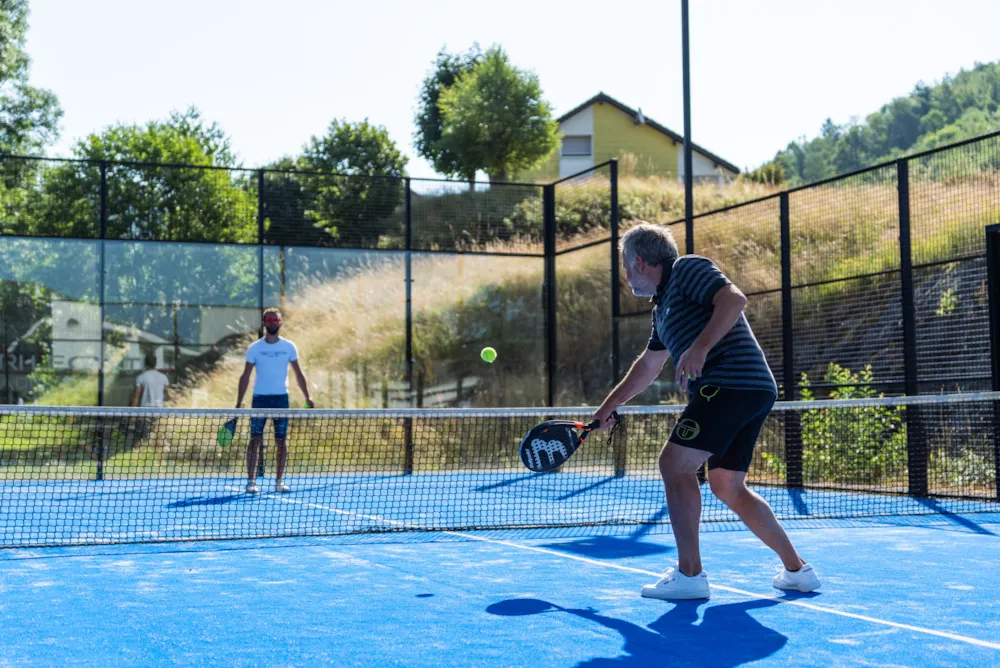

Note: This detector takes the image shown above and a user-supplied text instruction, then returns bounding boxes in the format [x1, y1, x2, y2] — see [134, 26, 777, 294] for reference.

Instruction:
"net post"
[898, 158, 927, 497]
[612, 418, 627, 478]
[609, 160, 621, 386]
[403, 417, 414, 475]
[543, 184, 557, 408]
[94, 415, 106, 482]
[780, 192, 802, 488]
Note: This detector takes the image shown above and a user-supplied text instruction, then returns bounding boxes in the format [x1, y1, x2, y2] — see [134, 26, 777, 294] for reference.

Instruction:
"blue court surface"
[2, 482, 1000, 666]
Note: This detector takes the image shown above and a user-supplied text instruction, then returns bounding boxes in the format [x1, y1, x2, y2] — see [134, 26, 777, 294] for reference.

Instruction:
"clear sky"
[24, 0, 1000, 178]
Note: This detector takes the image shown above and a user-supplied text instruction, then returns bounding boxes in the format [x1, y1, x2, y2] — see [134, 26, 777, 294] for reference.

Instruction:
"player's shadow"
[487, 597, 786, 667]
[538, 535, 672, 559]
[538, 508, 672, 559]
[166, 494, 249, 508]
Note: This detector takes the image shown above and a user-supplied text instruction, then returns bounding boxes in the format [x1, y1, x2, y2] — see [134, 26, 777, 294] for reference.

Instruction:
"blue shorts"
[250, 394, 290, 439]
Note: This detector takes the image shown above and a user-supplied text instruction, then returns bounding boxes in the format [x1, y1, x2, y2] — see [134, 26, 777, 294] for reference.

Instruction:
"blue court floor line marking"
[226, 485, 1000, 652]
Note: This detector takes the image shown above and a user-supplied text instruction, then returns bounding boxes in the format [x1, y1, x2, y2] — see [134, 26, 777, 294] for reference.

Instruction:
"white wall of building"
[559, 106, 595, 178]
[677, 150, 732, 183]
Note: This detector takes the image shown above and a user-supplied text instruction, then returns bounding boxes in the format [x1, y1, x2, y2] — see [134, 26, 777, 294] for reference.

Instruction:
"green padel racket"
[216, 418, 237, 447]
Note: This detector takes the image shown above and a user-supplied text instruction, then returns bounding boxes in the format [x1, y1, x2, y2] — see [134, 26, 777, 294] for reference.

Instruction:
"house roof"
[557, 92, 740, 175]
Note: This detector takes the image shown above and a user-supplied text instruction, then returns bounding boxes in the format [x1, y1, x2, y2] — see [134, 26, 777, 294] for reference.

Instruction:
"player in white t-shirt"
[129, 354, 170, 443]
[236, 308, 313, 494]
[131, 354, 170, 407]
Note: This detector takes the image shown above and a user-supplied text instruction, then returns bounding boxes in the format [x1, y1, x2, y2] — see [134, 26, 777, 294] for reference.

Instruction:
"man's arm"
[236, 362, 254, 408]
[130, 385, 143, 407]
[592, 347, 670, 428]
[674, 283, 747, 392]
[290, 360, 313, 408]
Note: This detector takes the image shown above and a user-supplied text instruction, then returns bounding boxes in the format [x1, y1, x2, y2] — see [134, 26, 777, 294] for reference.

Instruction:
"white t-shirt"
[135, 369, 170, 407]
[246, 337, 299, 396]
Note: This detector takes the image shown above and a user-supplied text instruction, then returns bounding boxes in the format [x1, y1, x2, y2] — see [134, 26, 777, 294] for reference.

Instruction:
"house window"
[561, 135, 592, 156]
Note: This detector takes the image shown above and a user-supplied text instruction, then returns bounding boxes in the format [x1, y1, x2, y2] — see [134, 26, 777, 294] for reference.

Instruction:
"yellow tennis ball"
[481, 347, 497, 363]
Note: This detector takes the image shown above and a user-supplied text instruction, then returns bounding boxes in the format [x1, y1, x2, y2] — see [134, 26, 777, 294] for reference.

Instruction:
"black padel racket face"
[519, 420, 584, 472]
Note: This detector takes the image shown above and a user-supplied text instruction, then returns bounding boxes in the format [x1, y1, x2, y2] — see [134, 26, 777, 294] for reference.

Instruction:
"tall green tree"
[0, 0, 61, 157]
[437, 46, 559, 183]
[33, 107, 254, 241]
[414, 45, 482, 185]
[298, 119, 407, 247]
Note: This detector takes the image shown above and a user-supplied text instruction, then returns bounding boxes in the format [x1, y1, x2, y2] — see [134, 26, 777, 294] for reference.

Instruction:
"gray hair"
[619, 221, 679, 269]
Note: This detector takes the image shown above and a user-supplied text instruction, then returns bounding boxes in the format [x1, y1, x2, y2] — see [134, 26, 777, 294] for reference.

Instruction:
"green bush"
[799, 363, 907, 485]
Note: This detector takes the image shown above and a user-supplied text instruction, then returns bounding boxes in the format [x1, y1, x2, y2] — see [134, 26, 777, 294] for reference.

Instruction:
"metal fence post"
[543, 184, 557, 408]
[256, 169, 265, 479]
[404, 178, 415, 474]
[96, 161, 108, 480]
[257, 168, 266, 326]
[405, 178, 414, 405]
[986, 225, 1000, 501]
[609, 160, 621, 386]
[97, 162, 107, 410]
[780, 192, 802, 488]
[681, 0, 695, 255]
[898, 158, 926, 497]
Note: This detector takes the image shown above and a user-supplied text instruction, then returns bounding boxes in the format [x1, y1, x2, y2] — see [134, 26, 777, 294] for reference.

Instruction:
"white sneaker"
[275, 479, 290, 494]
[641, 567, 711, 600]
[246, 481, 259, 494]
[773, 564, 821, 592]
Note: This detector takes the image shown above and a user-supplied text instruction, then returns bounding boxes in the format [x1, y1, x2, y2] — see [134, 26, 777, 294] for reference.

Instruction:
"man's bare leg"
[659, 442, 711, 576]
[708, 468, 805, 571]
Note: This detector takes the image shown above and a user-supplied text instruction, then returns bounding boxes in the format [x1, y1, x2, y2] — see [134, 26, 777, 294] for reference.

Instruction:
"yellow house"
[522, 92, 740, 183]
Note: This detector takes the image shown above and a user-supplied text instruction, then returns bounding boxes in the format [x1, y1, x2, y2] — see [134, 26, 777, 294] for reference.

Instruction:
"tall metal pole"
[609, 160, 621, 385]
[404, 178, 414, 405]
[543, 185, 557, 407]
[681, 0, 695, 254]
[98, 162, 107, 407]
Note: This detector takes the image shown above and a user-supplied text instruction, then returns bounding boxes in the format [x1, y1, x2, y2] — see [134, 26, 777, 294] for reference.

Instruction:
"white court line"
[227, 487, 1000, 651]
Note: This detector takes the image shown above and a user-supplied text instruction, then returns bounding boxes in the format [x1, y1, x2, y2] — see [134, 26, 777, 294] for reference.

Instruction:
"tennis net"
[2, 392, 998, 548]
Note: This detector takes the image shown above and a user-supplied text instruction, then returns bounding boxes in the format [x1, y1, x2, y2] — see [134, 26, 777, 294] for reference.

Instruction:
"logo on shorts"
[676, 418, 701, 441]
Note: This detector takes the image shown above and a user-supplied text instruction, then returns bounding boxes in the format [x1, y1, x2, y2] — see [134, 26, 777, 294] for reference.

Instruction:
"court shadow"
[538, 508, 672, 559]
[915, 498, 996, 535]
[166, 494, 248, 508]
[487, 597, 786, 667]
[538, 536, 672, 559]
[785, 488, 810, 517]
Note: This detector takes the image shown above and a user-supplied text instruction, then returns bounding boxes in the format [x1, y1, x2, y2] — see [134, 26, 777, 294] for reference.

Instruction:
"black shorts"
[669, 385, 776, 472]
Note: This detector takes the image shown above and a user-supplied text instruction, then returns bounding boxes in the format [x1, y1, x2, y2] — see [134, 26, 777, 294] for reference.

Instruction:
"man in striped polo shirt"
[593, 221, 820, 600]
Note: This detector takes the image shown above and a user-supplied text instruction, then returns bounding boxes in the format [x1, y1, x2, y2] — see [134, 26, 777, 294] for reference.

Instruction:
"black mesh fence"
[2, 133, 1000, 416]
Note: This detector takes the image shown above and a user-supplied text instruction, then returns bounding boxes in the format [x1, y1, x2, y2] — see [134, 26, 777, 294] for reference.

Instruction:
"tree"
[259, 157, 308, 246]
[768, 61, 1000, 185]
[414, 45, 482, 185]
[0, 0, 61, 157]
[298, 118, 407, 248]
[437, 46, 559, 183]
[33, 107, 255, 241]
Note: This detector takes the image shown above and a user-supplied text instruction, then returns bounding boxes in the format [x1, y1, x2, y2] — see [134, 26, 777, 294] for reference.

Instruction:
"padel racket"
[216, 418, 237, 447]
[519, 412, 621, 473]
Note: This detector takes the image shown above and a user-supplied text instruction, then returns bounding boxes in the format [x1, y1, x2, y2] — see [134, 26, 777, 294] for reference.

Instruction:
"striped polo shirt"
[647, 255, 777, 396]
